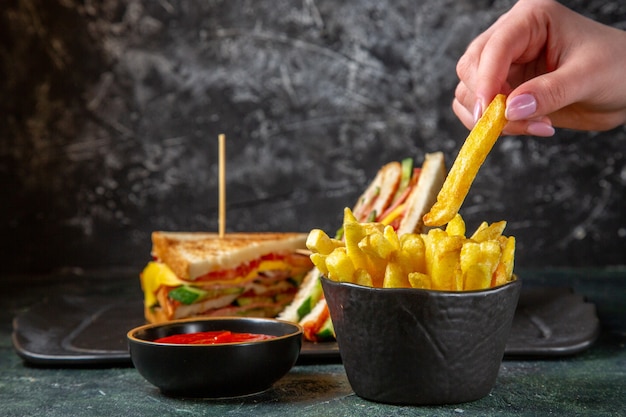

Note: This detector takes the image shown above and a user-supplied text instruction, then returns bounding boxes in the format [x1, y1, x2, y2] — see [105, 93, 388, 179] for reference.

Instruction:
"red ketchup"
[154, 330, 276, 345]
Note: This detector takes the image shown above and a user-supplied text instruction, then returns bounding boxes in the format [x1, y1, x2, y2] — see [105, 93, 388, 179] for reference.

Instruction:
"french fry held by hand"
[423, 94, 507, 227]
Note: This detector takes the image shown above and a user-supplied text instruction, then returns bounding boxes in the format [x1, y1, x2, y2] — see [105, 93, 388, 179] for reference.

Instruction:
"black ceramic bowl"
[127, 317, 302, 398]
[322, 276, 521, 405]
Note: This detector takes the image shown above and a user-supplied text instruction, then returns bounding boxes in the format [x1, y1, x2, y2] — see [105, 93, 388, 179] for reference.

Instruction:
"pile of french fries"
[308, 94, 515, 291]
[307, 208, 514, 291]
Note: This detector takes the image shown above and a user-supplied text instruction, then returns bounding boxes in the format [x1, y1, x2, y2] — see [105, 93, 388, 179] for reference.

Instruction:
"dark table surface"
[2, 268, 625, 417]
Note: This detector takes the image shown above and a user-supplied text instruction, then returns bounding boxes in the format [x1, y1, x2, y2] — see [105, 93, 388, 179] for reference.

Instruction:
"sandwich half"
[352, 152, 447, 234]
[278, 152, 447, 341]
[140, 232, 313, 323]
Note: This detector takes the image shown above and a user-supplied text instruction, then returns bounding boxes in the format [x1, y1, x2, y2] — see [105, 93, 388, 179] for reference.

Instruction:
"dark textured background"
[2, 0, 625, 276]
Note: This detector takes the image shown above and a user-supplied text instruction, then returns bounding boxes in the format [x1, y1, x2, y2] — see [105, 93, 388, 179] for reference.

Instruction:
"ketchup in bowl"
[154, 330, 276, 345]
[128, 317, 302, 397]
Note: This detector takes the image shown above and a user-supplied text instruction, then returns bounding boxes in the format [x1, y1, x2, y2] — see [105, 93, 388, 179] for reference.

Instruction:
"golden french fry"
[422, 231, 438, 282]
[310, 253, 330, 276]
[422, 232, 434, 278]
[343, 209, 385, 269]
[383, 225, 401, 251]
[478, 240, 502, 286]
[461, 240, 500, 289]
[460, 241, 481, 274]
[364, 253, 388, 288]
[325, 247, 356, 282]
[470, 220, 507, 243]
[408, 272, 431, 289]
[354, 268, 374, 287]
[345, 207, 384, 233]
[464, 264, 492, 290]
[383, 261, 411, 288]
[454, 264, 464, 290]
[423, 94, 507, 227]
[400, 233, 426, 274]
[343, 206, 359, 224]
[393, 249, 414, 276]
[480, 240, 502, 265]
[492, 263, 507, 288]
[358, 230, 395, 260]
[306, 229, 344, 255]
[445, 213, 466, 237]
[492, 236, 516, 286]
[343, 222, 370, 271]
[471, 221, 489, 238]
[501, 236, 516, 279]
[344, 209, 386, 286]
[425, 229, 463, 290]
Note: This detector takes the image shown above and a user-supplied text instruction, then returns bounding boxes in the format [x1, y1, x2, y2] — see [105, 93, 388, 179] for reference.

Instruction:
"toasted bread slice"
[397, 152, 447, 236]
[152, 232, 308, 280]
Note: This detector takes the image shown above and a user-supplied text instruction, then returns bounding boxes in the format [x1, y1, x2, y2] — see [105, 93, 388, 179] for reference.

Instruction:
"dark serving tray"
[12, 286, 600, 366]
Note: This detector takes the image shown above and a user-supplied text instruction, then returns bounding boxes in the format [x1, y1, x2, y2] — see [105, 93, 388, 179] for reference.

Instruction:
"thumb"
[505, 65, 586, 121]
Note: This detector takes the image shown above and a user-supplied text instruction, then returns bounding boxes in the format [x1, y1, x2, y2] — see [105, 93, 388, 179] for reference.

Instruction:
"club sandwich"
[140, 232, 313, 323]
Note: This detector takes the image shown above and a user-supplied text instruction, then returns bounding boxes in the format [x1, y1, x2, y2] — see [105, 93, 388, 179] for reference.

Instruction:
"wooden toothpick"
[218, 133, 226, 238]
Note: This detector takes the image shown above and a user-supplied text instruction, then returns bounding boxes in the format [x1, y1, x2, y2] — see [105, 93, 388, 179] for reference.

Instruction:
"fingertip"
[501, 118, 554, 136]
[472, 100, 483, 124]
[506, 93, 537, 121]
[526, 121, 555, 137]
[452, 98, 475, 130]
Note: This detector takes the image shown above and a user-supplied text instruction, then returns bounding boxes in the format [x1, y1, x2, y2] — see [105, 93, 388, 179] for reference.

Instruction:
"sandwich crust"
[397, 152, 447, 236]
[151, 232, 308, 280]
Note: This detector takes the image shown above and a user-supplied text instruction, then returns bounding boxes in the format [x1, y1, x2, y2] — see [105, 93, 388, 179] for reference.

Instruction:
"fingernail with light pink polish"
[473, 100, 482, 124]
[506, 94, 537, 121]
[527, 121, 555, 137]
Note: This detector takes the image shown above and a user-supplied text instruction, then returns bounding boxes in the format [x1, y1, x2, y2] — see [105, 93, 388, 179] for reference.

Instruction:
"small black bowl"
[322, 276, 521, 405]
[127, 317, 302, 398]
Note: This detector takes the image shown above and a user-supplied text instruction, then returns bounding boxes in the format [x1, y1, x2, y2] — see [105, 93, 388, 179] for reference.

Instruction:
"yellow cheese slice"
[380, 203, 406, 226]
[140, 261, 184, 308]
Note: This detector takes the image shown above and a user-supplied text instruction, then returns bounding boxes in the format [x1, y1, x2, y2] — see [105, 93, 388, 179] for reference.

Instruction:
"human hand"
[453, 0, 626, 136]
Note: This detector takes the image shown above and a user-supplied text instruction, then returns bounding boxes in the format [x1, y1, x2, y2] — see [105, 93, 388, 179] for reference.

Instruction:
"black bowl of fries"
[322, 276, 521, 405]
[310, 207, 521, 404]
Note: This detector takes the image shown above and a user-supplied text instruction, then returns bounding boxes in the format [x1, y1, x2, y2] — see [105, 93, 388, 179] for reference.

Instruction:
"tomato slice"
[193, 254, 288, 282]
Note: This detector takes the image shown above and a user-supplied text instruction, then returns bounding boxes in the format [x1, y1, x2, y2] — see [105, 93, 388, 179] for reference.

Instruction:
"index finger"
[473, 4, 550, 115]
